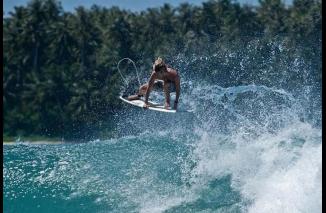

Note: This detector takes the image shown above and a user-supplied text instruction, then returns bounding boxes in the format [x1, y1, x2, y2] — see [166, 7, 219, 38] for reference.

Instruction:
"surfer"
[127, 57, 180, 110]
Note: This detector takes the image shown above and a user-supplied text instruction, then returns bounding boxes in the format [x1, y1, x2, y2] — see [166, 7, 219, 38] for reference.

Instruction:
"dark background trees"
[3, 0, 321, 140]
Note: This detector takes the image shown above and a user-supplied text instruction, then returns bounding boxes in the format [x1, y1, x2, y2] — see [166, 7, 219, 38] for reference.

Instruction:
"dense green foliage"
[3, 0, 321, 140]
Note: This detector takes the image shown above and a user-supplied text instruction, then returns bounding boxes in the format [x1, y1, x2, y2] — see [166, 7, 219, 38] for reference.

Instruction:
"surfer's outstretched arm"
[144, 72, 157, 105]
[163, 81, 170, 109]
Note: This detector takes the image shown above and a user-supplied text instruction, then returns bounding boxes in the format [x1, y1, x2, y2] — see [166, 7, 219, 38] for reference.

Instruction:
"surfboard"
[119, 96, 177, 113]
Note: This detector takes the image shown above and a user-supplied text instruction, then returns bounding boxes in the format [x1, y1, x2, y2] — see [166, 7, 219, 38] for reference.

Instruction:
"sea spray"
[4, 39, 321, 212]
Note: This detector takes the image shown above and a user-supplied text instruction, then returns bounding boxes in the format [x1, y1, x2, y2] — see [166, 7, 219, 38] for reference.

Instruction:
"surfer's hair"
[154, 57, 166, 72]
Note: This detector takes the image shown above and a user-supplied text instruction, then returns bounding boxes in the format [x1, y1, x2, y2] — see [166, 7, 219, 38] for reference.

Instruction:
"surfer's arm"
[163, 81, 170, 108]
[144, 72, 156, 104]
[174, 76, 181, 109]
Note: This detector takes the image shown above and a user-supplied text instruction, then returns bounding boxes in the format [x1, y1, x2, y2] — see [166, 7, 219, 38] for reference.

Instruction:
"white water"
[116, 79, 322, 213]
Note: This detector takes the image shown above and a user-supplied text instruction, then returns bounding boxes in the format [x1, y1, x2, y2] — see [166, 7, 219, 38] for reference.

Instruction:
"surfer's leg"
[138, 83, 148, 96]
[129, 81, 161, 100]
[127, 94, 141, 101]
[128, 81, 163, 100]
[128, 84, 148, 100]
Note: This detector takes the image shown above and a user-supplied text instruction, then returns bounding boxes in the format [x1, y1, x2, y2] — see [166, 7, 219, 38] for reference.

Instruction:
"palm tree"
[257, 0, 288, 36]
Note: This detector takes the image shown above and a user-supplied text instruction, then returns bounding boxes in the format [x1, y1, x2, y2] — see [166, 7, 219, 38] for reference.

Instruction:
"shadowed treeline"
[3, 0, 321, 140]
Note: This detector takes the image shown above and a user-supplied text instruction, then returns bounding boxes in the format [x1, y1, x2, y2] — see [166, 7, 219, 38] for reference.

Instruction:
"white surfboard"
[119, 96, 177, 113]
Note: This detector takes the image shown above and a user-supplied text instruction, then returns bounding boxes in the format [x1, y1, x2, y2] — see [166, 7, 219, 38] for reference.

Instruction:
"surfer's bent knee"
[138, 84, 148, 96]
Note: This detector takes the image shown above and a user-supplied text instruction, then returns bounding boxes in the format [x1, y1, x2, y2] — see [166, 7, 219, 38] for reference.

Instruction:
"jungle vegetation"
[3, 0, 321, 140]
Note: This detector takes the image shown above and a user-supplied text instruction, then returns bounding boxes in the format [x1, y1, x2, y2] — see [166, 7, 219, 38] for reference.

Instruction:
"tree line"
[3, 0, 321, 140]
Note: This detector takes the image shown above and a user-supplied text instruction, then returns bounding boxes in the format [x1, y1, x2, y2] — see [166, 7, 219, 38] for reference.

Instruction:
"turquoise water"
[4, 135, 243, 213]
[3, 83, 322, 213]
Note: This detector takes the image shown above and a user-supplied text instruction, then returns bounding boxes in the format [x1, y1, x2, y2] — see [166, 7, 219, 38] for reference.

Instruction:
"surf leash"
[117, 58, 141, 87]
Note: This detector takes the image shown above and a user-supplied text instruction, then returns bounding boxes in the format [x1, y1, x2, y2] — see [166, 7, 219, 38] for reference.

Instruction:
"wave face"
[4, 45, 321, 213]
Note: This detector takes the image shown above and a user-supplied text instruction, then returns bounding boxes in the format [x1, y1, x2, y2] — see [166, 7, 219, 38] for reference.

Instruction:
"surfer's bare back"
[128, 57, 181, 110]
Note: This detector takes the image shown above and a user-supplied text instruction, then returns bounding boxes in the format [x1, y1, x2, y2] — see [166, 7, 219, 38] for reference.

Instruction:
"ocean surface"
[3, 82, 322, 213]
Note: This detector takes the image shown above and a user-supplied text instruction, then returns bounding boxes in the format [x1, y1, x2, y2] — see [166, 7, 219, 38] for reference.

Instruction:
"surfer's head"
[154, 57, 167, 73]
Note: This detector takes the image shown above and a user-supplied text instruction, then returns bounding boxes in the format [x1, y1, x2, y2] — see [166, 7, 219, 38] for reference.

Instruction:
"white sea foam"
[191, 120, 322, 213]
